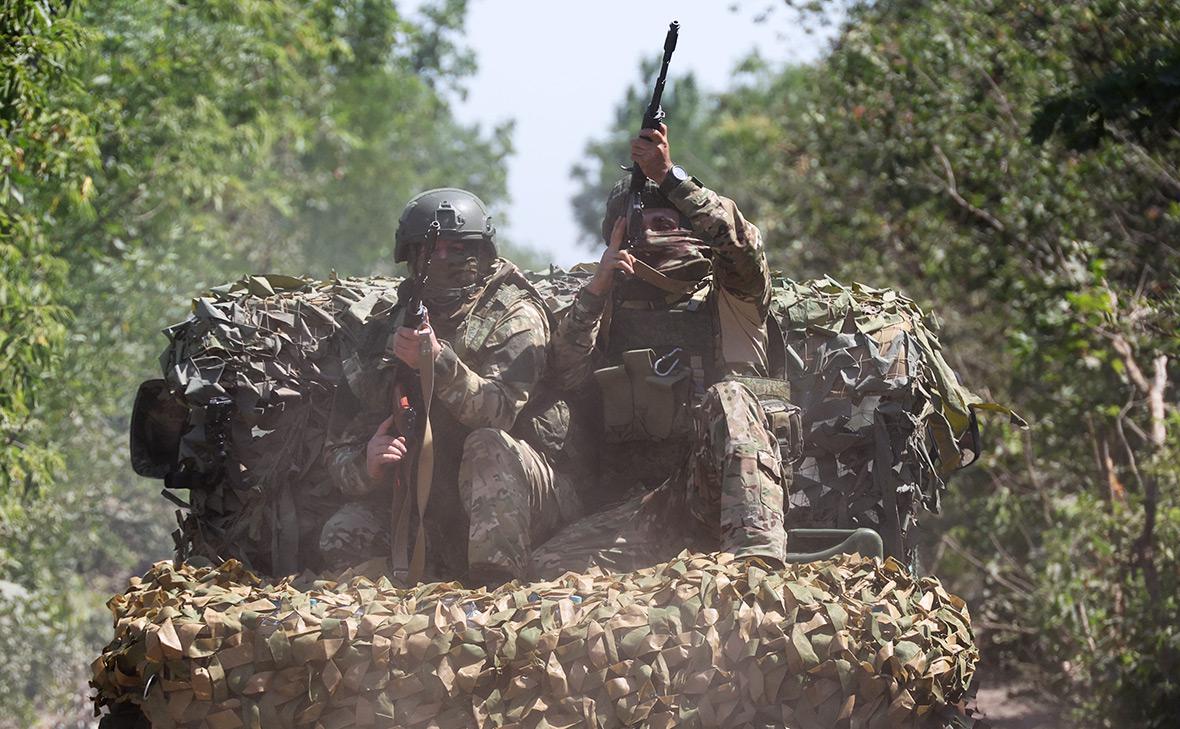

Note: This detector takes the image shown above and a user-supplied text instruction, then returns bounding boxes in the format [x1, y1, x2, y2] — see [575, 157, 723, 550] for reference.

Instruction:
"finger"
[376, 414, 396, 435]
[608, 217, 626, 252]
[375, 453, 403, 464]
[646, 126, 667, 146]
[658, 121, 668, 136]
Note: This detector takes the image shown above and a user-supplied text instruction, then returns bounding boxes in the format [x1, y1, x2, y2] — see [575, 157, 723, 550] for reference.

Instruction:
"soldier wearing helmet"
[320, 188, 582, 584]
[531, 123, 795, 577]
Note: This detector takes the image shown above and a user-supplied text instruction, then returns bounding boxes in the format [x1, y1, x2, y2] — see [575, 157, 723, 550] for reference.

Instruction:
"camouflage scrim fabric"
[771, 277, 1025, 559]
[155, 274, 403, 574]
[92, 554, 978, 729]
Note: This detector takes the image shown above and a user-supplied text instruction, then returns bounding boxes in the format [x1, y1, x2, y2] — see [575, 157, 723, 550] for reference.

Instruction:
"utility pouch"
[594, 348, 692, 443]
[727, 376, 804, 466]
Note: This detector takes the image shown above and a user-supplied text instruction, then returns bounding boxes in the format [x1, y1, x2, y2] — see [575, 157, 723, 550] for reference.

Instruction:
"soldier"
[531, 123, 794, 577]
[319, 188, 581, 583]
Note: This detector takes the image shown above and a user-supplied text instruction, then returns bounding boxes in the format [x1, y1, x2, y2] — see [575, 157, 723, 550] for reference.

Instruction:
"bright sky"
[409, 1, 835, 266]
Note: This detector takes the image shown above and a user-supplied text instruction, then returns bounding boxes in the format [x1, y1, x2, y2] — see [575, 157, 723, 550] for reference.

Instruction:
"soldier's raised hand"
[631, 122, 673, 184]
[587, 218, 635, 296]
[366, 414, 408, 479]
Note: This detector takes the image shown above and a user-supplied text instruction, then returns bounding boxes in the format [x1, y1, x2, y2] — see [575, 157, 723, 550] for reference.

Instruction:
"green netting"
[771, 277, 1024, 559]
[92, 554, 977, 729]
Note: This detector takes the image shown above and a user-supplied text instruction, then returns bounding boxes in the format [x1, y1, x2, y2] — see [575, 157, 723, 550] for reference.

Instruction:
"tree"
[573, 1, 1178, 723]
[0, 1, 516, 723]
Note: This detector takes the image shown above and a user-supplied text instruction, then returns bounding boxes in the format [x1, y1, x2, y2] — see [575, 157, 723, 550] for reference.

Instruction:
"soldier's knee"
[704, 380, 762, 417]
[703, 381, 772, 442]
[459, 428, 526, 512]
[461, 427, 515, 461]
[318, 503, 387, 570]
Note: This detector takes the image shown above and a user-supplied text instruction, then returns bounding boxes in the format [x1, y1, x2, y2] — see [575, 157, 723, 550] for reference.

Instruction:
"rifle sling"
[409, 329, 435, 582]
[629, 259, 700, 296]
[388, 330, 437, 584]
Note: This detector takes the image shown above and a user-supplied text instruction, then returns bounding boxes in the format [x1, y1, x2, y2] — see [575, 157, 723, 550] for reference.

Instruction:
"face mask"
[629, 230, 711, 281]
[410, 242, 495, 321]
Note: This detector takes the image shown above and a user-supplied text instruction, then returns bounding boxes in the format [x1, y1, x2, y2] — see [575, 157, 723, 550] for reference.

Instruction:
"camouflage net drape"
[92, 554, 977, 729]
[159, 274, 402, 572]
[772, 277, 1023, 559]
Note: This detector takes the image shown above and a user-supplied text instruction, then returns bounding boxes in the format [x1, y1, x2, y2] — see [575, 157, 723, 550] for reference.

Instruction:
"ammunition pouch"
[727, 376, 803, 467]
[593, 348, 694, 443]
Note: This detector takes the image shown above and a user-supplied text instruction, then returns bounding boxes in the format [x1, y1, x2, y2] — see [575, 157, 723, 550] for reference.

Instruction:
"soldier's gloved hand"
[392, 323, 442, 370]
[587, 218, 636, 296]
[631, 121, 673, 184]
[366, 414, 408, 479]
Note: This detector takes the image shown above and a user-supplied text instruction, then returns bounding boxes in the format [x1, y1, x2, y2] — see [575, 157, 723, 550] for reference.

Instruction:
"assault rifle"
[624, 20, 679, 249]
[388, 220, 441, 580]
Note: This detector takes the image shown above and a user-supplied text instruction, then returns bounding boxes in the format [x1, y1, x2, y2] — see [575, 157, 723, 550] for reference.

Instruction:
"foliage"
[0, 0, 513, 723]
[0, 0, 94, 506]
[572, 0, 1179, 724]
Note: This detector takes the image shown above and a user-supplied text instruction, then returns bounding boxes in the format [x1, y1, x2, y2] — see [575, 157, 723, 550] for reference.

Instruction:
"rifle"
[388, 221, 440, 581]
[624, 20, 680, 250]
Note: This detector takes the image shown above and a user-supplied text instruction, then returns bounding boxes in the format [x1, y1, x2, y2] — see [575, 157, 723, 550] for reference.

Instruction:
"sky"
[407, 0, 836, 267]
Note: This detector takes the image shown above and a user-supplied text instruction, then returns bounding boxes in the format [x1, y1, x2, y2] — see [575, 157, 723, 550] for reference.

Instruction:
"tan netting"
[92, 554, 977, 729]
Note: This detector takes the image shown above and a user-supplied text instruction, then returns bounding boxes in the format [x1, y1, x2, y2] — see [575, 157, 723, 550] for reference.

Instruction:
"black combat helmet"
[395, 187, 497, 262]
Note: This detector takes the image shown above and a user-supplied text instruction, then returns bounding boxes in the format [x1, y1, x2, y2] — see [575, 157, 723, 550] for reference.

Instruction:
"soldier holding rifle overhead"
[531, 20, 801, 577]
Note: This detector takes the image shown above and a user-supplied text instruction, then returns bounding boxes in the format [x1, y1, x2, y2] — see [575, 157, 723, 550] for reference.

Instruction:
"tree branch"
[932, 144, 1007, 232]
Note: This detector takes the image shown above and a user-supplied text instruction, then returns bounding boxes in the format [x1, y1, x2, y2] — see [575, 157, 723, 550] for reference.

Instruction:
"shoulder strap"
[765, 311, 787, 380]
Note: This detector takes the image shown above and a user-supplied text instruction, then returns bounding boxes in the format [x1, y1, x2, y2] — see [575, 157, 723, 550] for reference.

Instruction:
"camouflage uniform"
[321, 261, 581, 578]
[533, 177, 786, 578]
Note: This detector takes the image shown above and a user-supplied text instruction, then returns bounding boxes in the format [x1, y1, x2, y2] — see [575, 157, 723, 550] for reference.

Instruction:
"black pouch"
[129, 379, 187, 479]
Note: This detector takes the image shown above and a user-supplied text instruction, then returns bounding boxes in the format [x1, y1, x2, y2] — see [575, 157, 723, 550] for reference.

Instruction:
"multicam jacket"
[321, 260, 560, 572]
[551, 178, 773, 504]
[553, 177, 772, 390]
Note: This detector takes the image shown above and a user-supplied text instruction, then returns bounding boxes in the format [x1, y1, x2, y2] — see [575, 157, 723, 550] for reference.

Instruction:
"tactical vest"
[344, 264, 566, 458]
[591, 275, 796, 496]
[596, 281, 715, 444]
[339, 263, 565, 576]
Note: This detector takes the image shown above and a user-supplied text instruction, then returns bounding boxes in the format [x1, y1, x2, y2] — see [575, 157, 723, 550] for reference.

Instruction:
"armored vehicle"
[94, 270, 1017, 728]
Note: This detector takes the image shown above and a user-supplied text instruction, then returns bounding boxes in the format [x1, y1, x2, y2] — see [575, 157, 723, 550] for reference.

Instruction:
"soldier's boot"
[698, 381, 788, 566]
[458, 428, 581, 585]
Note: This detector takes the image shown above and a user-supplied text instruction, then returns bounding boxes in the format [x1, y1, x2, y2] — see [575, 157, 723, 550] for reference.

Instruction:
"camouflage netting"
[93, 554, 977, 729]
[156, 274, 402, 573]
[771, 277, 1024, 559]
[149, 270, 1020, 573]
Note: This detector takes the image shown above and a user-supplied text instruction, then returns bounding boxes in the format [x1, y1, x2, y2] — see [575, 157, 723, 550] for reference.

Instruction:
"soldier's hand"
[392, 323, 442, 370]
[587, 218, 635, 296]
[366, 415, 408, 479]
[631, 122, 672, 184]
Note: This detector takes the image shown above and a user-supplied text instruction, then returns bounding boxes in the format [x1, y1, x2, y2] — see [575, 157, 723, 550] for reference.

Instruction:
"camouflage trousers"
[530, 381, 787, 579]
[458, 428, 583, 582]
[318, 498, 390, 572]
